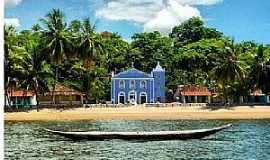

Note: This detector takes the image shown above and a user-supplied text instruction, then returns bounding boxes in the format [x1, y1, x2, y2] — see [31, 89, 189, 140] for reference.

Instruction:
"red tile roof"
[7, 90, 35, 97]
[175, 85, 212, 96]
[43, 83, 81, 96]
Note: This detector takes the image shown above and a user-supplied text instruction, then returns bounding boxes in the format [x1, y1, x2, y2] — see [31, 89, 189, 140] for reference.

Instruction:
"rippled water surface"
[4, 120, 270, 159]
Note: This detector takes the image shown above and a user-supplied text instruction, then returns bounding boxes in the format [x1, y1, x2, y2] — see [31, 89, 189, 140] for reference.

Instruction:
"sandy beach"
[4, 105, 270, 121]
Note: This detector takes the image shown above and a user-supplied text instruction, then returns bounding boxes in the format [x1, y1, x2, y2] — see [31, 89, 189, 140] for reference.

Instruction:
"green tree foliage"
[78, 18, 104, 69]
[130, 31, 173, 72]
[170, 17, 222, 47]
[68, 20, 82, 33]
[40, 9, 71, 64]
[250, 45, 270, 93]
[20, 41, 52, 111]
[172, 39, 224, 85]
[4, 10, 270, 106]
[210, 39, 246, 104]
[40, 9, 72, 104]
[101, 32, 130, 73]
[4, 25, 29, 106]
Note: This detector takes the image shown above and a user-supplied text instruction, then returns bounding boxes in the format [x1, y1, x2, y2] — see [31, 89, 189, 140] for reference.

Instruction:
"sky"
[4, 0, 270, 43]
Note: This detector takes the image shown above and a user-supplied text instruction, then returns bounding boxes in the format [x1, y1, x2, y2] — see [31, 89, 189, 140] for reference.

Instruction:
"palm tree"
[68, 20, 82, 33]
[210, 39, 245, 105]
[88, 67, 108, 103]
[40, 9, 71, 104]
[79, 18, 104, 69]
[31, 24, 41, 32]
[251, 45, 270, 93]
[20, 41, 52, 111]
[4, 25, 29, 107]
[65, 65, 108, 104]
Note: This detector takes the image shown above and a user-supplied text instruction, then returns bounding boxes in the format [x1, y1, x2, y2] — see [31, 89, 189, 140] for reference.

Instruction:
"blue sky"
[4, 0, 270, 43]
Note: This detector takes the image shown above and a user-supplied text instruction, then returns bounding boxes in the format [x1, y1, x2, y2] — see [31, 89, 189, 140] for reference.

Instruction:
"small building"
[111, 62, 165, 104]
[6, 90, 37, 107]
[39, 84, 83, 105]
[247, 89, 269, 104]
[174, 85, 212, 103]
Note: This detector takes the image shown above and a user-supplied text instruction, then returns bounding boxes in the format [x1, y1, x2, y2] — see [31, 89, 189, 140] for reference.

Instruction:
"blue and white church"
[111, 62, 165, 104]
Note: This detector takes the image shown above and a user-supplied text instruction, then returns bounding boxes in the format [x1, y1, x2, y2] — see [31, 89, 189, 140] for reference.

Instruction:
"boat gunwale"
[43, 123, 232, 140]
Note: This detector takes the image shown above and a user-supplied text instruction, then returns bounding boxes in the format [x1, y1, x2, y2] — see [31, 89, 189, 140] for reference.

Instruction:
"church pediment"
[113, 68, 152, 78]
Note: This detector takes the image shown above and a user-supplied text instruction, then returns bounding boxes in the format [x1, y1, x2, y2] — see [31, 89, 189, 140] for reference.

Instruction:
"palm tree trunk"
[10, 89, 13, 108]
[5, 89, 11, 107]
[80, 94, 84, 107]
[52, 66, 58, 105]
[239, 96, 244, 104]
[34, 79, 39, 112]
[222, 81, 227, 105]
[6, 78, 12, 107]
[22, 90, 27, 111]
[34, 90, 39, 112]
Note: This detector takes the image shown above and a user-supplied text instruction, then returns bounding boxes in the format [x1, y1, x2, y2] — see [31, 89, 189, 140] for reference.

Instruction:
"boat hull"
[44, 124, 231, 141]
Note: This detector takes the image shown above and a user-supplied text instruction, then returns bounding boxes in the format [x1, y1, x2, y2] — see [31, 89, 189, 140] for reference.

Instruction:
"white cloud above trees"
[4, 0, 22, 7]
[4, 18, 21, 27]
[96, 0, 222, 35]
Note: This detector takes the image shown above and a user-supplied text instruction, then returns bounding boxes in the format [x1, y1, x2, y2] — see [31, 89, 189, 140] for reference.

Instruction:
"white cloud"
[96, 0, 163, 23]
[144, 0, 200, 34]
[5, 0, 22, 7]
[4, 18, 21, 27]
[96, 0, 222, 35]
[174, 0, 222, 5]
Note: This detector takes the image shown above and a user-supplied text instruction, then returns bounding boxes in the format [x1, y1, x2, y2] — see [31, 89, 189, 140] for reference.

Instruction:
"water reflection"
[5, 120, 270, 159]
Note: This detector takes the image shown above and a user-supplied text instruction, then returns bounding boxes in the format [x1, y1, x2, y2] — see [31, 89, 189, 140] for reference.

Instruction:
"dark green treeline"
[4, 9, 270, 104]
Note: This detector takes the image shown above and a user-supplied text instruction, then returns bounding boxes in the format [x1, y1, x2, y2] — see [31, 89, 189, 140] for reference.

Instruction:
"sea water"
[4, 120, 270, 159]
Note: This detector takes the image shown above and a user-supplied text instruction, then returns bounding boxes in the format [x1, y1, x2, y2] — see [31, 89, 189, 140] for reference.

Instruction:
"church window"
[119, 80, 125, 89]
[140, 80, 146, 89]
[130, 80, 136, 89]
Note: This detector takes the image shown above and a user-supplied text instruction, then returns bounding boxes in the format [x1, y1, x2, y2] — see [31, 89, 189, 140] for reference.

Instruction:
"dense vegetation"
[4, 9, 270, 106]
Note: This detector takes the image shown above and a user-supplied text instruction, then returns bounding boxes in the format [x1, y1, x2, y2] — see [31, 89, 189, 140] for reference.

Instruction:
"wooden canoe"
[44, 123, 231, 141]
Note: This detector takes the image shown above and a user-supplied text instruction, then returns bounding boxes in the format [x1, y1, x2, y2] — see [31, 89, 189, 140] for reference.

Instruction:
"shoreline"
[4, 105, 270, 121]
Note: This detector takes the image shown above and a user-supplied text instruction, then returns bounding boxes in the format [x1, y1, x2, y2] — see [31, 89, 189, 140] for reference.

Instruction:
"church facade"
[111, 62, 165, 104]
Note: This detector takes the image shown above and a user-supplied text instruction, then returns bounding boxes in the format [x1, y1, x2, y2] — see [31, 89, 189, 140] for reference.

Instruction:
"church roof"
[152, 62, 164, 72]
[113, 68, 153, 78]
